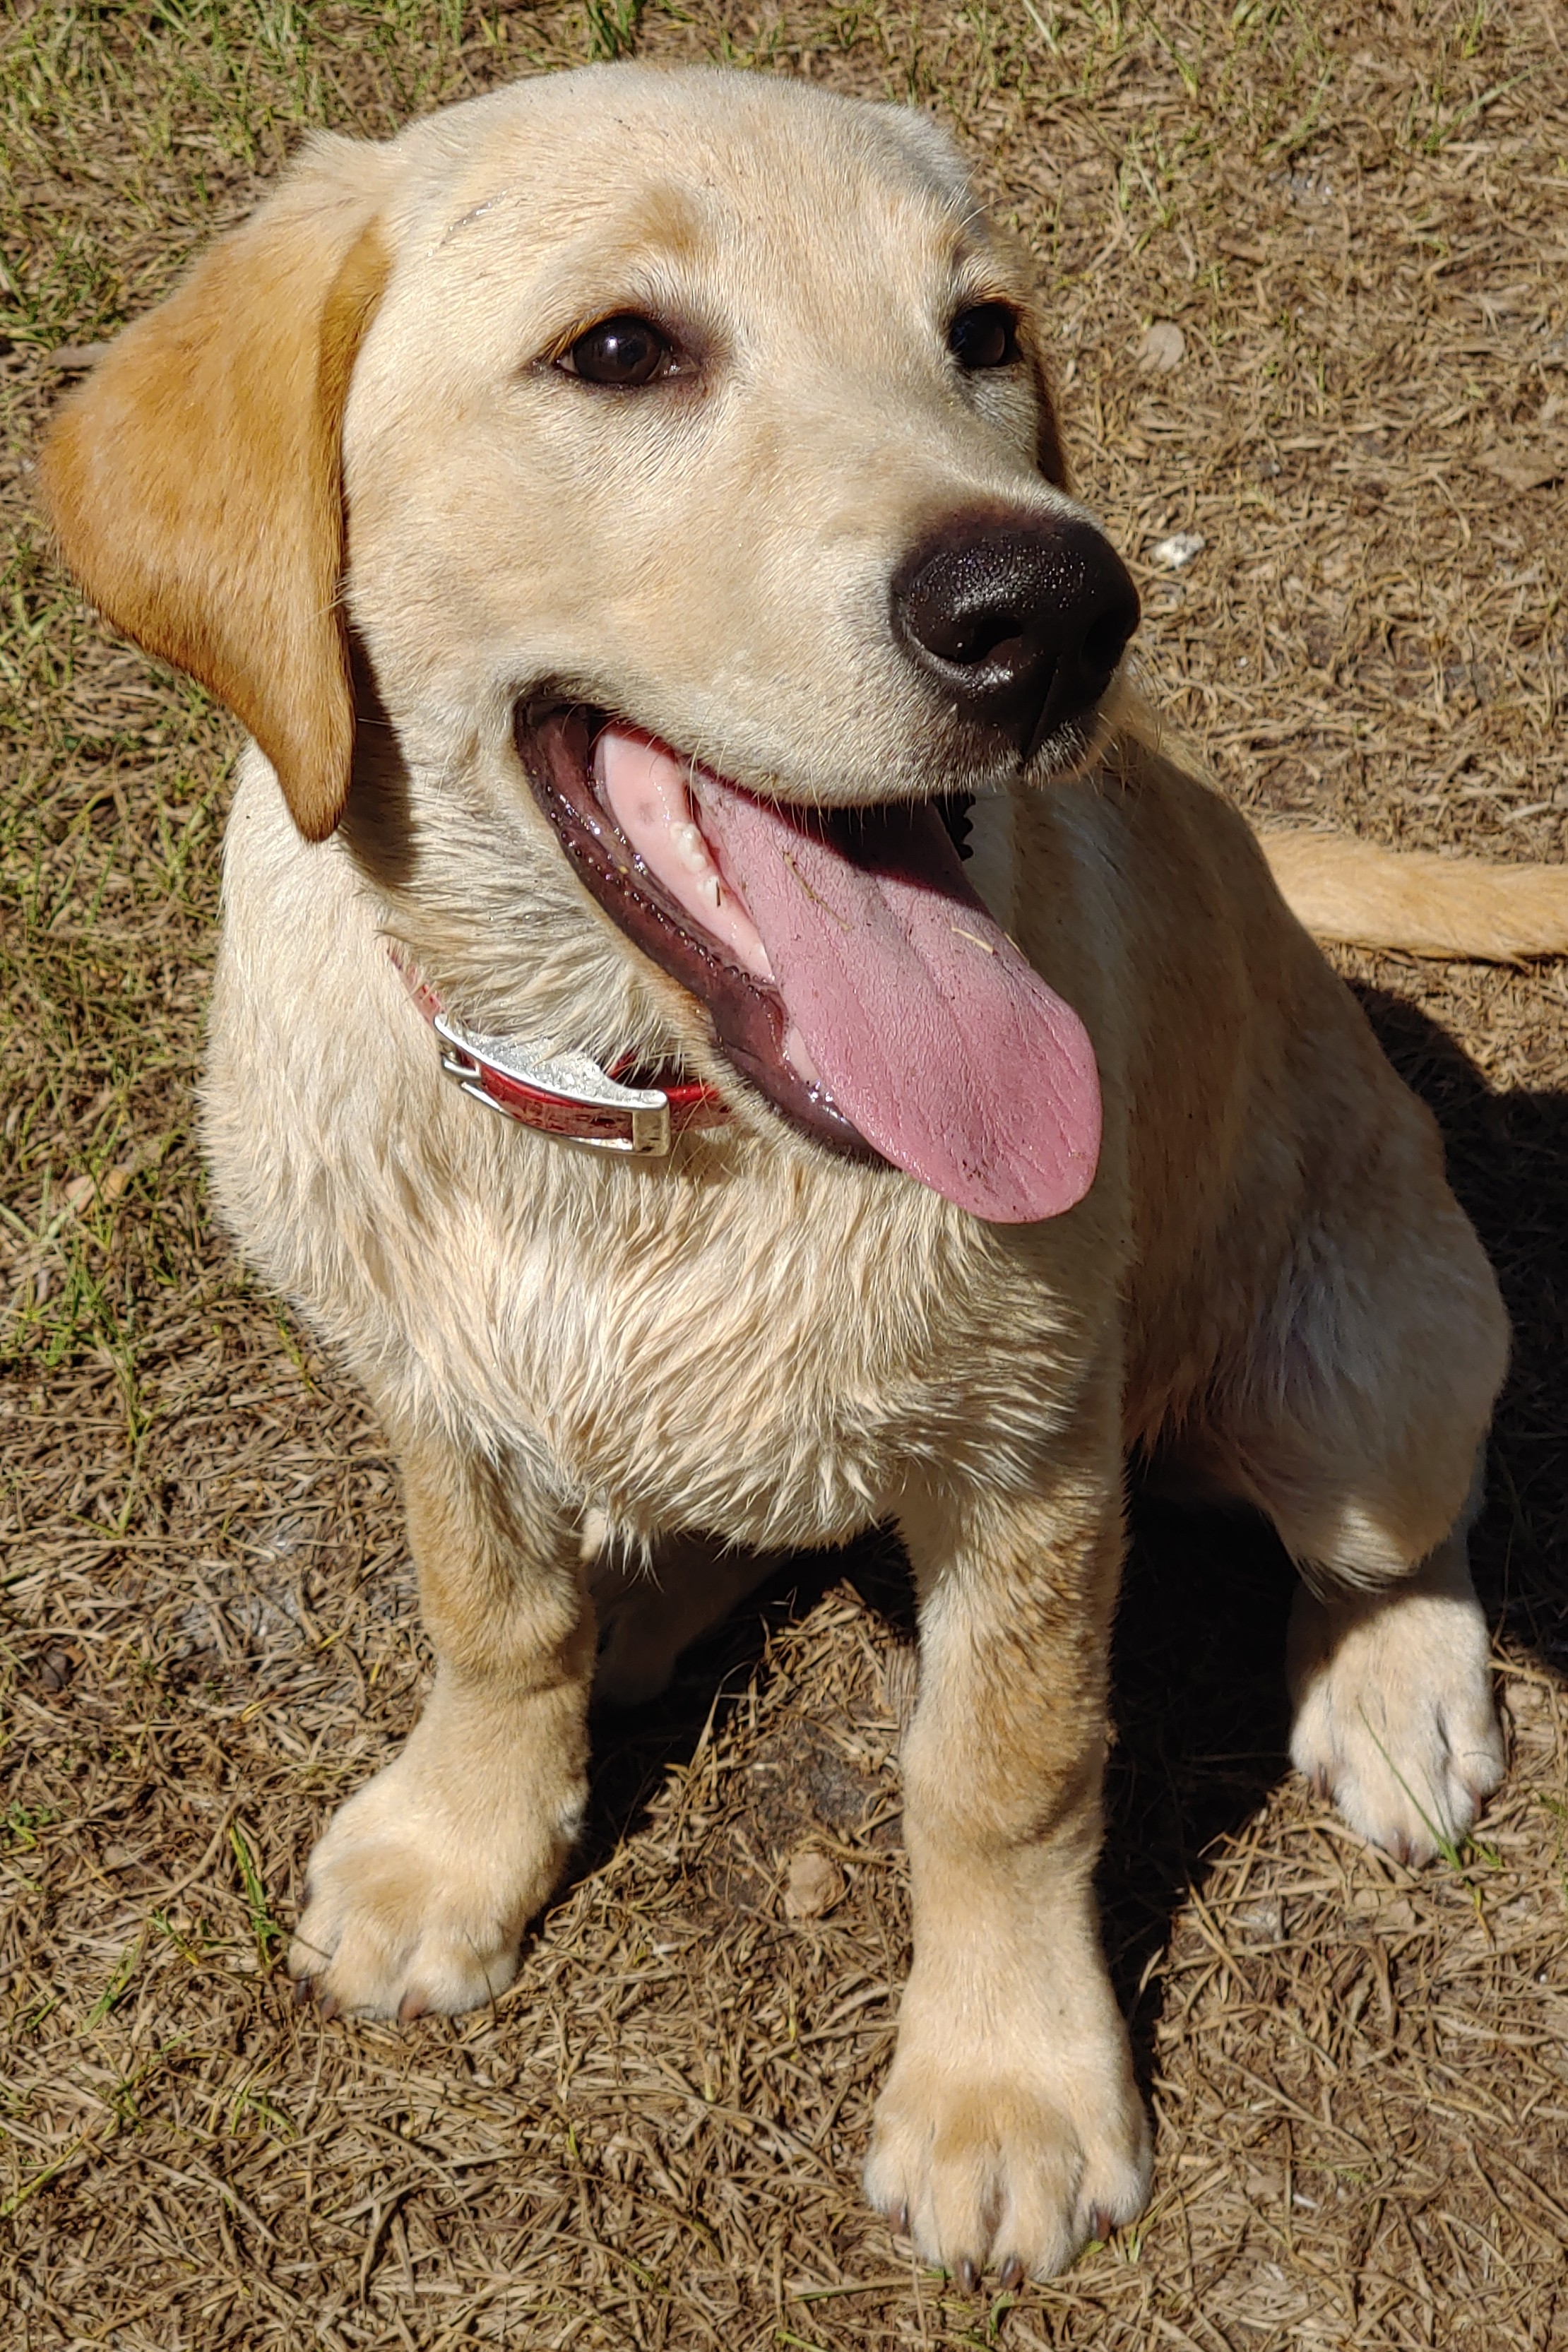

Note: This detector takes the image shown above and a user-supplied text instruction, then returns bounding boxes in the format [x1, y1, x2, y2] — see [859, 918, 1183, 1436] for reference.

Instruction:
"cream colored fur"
[42, 64, 1511, 2286]
[1262, 829, 1568, 963]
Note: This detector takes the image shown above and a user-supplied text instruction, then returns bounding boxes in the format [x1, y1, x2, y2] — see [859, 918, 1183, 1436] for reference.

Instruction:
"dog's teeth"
[672, 821, 711, 875]
[699, 873, 723, 910]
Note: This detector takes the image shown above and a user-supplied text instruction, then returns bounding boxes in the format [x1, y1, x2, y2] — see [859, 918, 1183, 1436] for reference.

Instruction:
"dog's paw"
[864, 2028, 1150, 2283]
[1288, 1560, 1504, 1865]
[288, 1751, 579, 2020]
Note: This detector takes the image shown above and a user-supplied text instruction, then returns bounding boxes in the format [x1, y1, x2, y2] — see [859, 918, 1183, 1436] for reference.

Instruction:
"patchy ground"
[3, 2, 1567, 2345]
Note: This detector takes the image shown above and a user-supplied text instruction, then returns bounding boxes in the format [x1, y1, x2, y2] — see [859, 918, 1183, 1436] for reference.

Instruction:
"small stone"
[1151, 531, 1206, 571]
[783, 1848, 845, 1921]
[1137, 319, 1186, 373]
[1348, 1888, 1418, 1930]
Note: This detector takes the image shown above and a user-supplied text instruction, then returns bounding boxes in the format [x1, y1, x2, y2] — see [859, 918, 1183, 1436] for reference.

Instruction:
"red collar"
[388, 945, 730, 1158]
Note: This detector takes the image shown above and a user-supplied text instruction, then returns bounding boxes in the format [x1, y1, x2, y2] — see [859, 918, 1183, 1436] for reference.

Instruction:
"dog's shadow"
[572, 985, 1568, 2077]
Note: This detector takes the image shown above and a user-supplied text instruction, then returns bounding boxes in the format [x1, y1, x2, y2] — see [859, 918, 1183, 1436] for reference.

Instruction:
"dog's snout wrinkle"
[891, 511, 1140, 758]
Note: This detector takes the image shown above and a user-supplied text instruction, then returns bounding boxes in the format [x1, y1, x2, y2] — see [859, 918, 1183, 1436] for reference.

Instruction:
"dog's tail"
[1111, 689, 1568, 962]
[1259, 829, 1568, 963]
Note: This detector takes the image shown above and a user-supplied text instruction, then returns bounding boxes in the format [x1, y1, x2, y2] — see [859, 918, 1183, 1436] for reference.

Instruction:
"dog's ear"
[39, 135, 396, 843]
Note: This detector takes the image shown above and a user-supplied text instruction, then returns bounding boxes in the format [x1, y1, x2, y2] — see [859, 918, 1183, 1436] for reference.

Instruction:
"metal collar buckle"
[433, 1011, 730, 1158]
[387, 940, 729, 1157]
[435, 1013, 676, 1156]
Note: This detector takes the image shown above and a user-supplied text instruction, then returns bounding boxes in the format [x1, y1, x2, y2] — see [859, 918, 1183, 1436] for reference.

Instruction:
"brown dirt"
[2, 2, 1566, 2346]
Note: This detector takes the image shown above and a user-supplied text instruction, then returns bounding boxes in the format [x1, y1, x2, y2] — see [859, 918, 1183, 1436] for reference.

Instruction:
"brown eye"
[561, 314, 673, 388]
[949, 303, 1020, 370]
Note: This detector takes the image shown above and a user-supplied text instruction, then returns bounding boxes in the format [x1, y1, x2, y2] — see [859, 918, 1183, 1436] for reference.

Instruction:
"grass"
[3, 0, 1568, 2346]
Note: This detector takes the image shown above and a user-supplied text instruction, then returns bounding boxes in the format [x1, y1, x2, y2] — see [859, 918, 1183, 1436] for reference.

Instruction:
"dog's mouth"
[518, 704, 1101, 1223]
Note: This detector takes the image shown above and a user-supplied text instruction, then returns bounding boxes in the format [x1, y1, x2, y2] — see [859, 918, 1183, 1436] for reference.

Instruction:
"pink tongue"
[692, 771, 1101, 1224]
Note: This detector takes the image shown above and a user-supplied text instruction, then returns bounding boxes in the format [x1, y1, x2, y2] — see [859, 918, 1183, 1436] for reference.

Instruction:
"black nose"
[891, 509, 1140, 756]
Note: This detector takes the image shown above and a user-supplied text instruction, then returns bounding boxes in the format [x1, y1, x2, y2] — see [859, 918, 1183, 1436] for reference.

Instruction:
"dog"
[41, 62, 1516, 2286]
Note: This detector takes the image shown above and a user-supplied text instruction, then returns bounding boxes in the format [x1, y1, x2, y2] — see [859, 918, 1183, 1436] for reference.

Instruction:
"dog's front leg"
[867, 1406, 1149, 2283]
[289, 1423, 591, 2021]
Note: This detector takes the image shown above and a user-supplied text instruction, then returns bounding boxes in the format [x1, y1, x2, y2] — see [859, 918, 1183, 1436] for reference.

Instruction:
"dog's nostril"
[933, 616, 1028, 670]
[891, 509, 1139, 756]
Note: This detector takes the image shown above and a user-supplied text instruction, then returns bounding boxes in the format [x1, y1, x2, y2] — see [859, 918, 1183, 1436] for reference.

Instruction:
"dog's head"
[42, 65, 1139, 1223]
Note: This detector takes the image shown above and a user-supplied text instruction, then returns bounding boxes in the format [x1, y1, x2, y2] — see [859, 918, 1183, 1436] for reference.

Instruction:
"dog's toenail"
[893, 2202, 909, 2237]
[1089, 2207, 1112, 2245]
[956, 2258, 978, 2294]
[292, 1975, 313, 2006]
[318, 1995, 339, 2021]
[398, 1990, 427, 2023]
[998, 2257, 1023, 2292]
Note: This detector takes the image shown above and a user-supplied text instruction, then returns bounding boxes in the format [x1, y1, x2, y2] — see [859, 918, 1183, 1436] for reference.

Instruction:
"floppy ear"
[39, 134, 396, 842]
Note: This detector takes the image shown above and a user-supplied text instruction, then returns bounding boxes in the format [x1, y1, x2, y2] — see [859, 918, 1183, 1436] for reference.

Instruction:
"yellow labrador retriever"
[42, 64, 1513, 2286]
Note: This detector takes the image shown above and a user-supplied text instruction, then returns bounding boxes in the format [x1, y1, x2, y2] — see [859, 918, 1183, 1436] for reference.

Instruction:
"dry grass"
[3, 1, 1567, 2344]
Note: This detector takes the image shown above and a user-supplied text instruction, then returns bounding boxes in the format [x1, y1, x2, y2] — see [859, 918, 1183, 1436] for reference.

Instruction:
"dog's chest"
[470, 1151, 1093, 1548]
